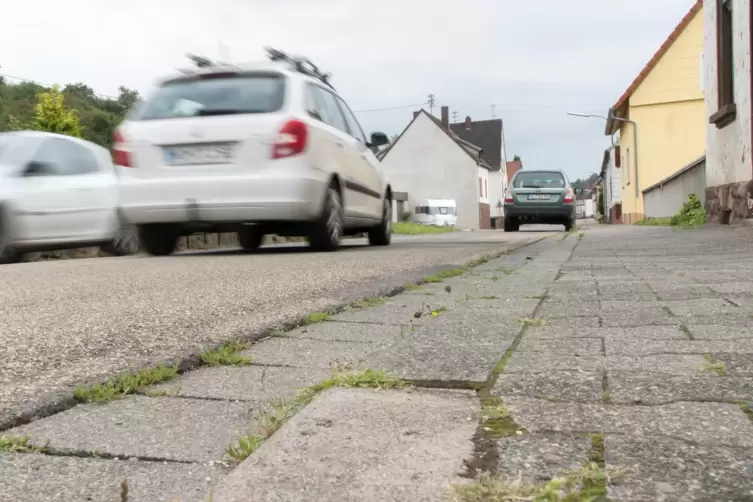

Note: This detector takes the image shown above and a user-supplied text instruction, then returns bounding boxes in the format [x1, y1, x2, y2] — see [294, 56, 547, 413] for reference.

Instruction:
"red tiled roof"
[610, 0, 702, 113]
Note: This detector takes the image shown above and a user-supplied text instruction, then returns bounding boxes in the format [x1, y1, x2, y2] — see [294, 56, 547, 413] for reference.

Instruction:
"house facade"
[450, 117, 509, 228]
[604, 0, 706, 223]
[378, 107, 491, 230]
[703, 0, 753, 222]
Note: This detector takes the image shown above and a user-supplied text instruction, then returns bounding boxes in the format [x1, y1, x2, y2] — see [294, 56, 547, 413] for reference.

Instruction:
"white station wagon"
[114, 48, 394, 255]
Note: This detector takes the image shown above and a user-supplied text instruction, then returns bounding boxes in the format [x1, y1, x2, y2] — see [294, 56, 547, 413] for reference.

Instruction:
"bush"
[398, 211, 413, 223]
[669, 194, 706, 229]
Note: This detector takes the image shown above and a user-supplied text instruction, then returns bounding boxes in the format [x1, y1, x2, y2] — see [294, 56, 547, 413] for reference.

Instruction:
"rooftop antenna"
[427, 94, 435, 115]
[452, 110, 459, 122]
[491, 104, 497, 118]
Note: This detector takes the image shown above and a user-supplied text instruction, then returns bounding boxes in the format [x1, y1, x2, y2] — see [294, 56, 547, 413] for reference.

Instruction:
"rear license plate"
[163, 143, 234, 166]
[527, 194, 551, 200]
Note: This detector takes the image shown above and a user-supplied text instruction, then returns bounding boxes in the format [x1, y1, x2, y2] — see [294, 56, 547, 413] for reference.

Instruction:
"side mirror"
[23, 160, 56, 177]
[574, 187, 583, 195]
[370, 132, 389, 147]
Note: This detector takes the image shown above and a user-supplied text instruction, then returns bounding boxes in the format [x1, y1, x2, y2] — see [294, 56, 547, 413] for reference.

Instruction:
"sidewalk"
[3, 224, 753, 501]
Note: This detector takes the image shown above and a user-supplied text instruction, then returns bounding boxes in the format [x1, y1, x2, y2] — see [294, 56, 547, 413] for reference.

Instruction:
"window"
[512, 171, 566, 189]
[137, 74, 285, 120]
[27, 138, 99, 176]
[484, 179, 488, 198]
[335, 97, 368, 144]
[710, 0, 736, 127]
[308, 85, 349, 134]
[479, 177, 483, 196]
[624, 147, 631, 186]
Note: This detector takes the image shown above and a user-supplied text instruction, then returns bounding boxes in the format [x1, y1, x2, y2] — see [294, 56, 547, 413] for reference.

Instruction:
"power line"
[0, 72, 122, 101]
[352, 103, 426, 113]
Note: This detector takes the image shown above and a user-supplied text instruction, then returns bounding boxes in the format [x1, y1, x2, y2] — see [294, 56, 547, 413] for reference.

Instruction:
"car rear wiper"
[195, 109, 244, 116]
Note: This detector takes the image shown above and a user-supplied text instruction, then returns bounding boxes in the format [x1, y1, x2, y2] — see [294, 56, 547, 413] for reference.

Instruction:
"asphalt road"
[0, 226, 562, 427]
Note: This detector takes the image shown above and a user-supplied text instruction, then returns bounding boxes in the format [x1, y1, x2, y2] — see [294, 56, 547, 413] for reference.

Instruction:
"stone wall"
[705, 179, 753, 223]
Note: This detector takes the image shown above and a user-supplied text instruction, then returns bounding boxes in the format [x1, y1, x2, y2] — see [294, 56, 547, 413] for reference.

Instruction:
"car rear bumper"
[118, 167, 330, 225]
[504, 204, 575, 221]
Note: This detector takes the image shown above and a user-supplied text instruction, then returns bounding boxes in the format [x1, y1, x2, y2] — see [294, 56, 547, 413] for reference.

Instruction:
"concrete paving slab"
[503, 396, 753, 447]
[608, 372, 753, 404]
[598, 292, 659, 302]
[398, 320, 520, 347]
[606, 339, 753, 356]
[653, 285, 719, 301]
[493, 371, 603, 402]
[515, 337, 603, 356]
[537, 301, 601, 318]
[327, 297, 437, 325]
[496, 434, 592, 483]
[606, 354, 708, 375]
[285, 320, 403, 344]
[533, 317, 601, 331]
[504, 353, 605, 373]
[606, 435, 753, 502]
[8, 396, 250, 462]
[243, 337, 378, 369]
[601, 312, 676, 327]
[710, 282, 753, 295]
[210, 388, 478, 502]
[663, 299, 742, 317]
[685, 324, 753, 339]
[599, 282, 653, 294]
[0, 453, 226, 502]
[713, 353, 753, 376]
[365, 340, 507, 382]
[523, 325, 688, 341]
[148, 366, 331, 403]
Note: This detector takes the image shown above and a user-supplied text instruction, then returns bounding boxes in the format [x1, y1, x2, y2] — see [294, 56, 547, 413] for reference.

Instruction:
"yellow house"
[604, 0, 705, 223]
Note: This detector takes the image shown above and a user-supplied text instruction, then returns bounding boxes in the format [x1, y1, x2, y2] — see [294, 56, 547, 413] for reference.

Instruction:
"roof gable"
[450, 118, 503, 170]
[610, 0, 702, 114]
[379, 109, 489, 168]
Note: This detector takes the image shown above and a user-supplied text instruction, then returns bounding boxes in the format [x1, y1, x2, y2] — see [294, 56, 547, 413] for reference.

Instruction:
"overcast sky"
[0, 0, 697, 180]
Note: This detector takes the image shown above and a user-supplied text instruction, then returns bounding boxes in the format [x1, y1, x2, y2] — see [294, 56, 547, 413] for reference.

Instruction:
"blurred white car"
[113, 48, 393, 255]
[0, 131, 137, 264]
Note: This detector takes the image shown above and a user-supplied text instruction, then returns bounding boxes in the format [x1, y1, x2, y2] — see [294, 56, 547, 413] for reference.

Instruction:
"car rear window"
[513, 171, 566, 189]
[135, 73, 285, 120]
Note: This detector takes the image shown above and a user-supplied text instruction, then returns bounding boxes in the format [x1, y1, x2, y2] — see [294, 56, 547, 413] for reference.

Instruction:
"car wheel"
[139, 224, 179, 256]
[503, 217, 519, 232]
[0, 208, 19, 265]
[238, 226, 264, 251]
[309, 186, 343, 252]
[564, 219, 574, 232]
[102, 220, 139, 256]
[368, 197, 392, 246]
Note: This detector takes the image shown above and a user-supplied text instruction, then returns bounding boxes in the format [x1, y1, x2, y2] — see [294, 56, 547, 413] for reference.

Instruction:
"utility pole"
[452, 111, 459, 122]
[491, 104, 496, 118]
[427, 94, 435, 115]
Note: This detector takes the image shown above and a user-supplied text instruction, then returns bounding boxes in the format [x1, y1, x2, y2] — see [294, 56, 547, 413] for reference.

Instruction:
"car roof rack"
[264, 47, 335, 90]
[176, 53, 237, 75]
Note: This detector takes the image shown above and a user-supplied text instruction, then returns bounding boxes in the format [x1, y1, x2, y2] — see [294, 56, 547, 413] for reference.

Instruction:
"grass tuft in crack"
[426, 268, 466, 283]
[479, 398, 526, 438]
[0, 435, 46, 453]
[74, 363, 179, 403]
[701, 354, 726, 376]
[226, 366, 405, 463]
[517, 317, 545, 327]
[200, 340, 251, 367]
[351, 296, 388, 309]
[304, 311, 330, 324]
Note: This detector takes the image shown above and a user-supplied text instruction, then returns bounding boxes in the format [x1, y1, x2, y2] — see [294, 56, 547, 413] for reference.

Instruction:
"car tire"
[238, 227, 264, 251]
[139, 224, 179, 256]
[309, 186, 343, 252]
[0, 208, 20, 265]
[564, 219, 574, 232]
[503, 217, 519, 232]
[368, 197, 392, 246]
[101, 217, 139, 257]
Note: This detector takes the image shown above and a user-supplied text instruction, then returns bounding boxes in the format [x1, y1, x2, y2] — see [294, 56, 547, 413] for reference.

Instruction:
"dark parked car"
[503, 170, 582, 232]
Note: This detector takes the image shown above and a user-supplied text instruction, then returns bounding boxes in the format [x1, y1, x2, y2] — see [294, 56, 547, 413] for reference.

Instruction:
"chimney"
[440, 106, 449, 130]
[465, 116, 472, 131]
[413, 111, 420, 120]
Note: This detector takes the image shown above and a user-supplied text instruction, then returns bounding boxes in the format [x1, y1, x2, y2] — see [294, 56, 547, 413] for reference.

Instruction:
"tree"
[117, 86, 140, 111]
[513, 155, 521, 162]
[31, 85, 82, 137]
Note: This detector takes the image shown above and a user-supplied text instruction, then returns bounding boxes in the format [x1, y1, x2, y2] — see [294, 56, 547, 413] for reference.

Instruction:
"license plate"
[527, 194, 551, 200]
[163, 143, 234, 166]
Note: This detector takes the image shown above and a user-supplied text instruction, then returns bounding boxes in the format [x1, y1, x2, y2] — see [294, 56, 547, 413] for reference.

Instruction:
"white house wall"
[703, 0, 751, 187]
[488, 170, 504, 218]
[380, 113, 480, 230]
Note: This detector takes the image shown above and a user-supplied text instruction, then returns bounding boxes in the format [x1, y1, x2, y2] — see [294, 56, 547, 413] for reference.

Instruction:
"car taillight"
[272, 119, 308, 159]
[563, 189, 574, 203]
[111, 129, 133, 167]
[503, 189, 514, 203]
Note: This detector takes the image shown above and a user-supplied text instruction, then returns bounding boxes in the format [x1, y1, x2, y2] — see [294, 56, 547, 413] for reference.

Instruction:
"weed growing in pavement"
[226, 434, 266, 463]
[479, 399, 525, 438]
[120, 478, 129, 502]
[303, 311, 330, 324]
[425, 268, 466, 283]
[74, 363, 179, 403]
[489, 275, 500, 282]
[578, 231, 584, 239]
[517, 317, 545, 327]
[404, 282, 420, 291]
[701, 354, 727, 376]
[497, 268, 515, 275]
[479, 296, 500, 300]
[396, 325, 416, 342]
[351, 296, 388, 309]
[0, 435, 46, 453]
[200, 341, 251, 367]
[738, 402, 753, 422]
[225, 366, 406, 463]
[267, 326, 287, 337]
